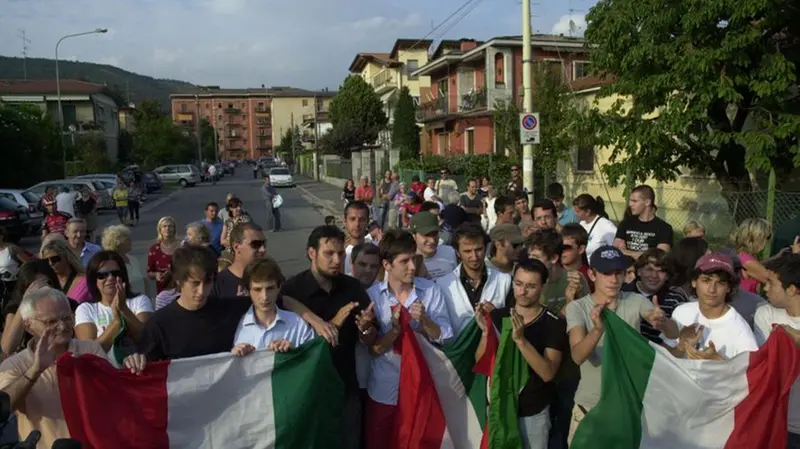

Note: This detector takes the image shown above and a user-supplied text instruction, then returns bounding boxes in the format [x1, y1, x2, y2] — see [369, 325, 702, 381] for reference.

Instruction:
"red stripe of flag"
[391, 306, 448, 449]
[472, 311, 498, 449]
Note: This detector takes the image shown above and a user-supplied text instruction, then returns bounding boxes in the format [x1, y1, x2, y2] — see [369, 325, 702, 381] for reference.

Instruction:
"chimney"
[459, 39, 478, 52]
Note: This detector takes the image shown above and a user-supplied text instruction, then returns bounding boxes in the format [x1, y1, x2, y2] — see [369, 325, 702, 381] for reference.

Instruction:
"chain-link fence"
[568, 180, 800, 247]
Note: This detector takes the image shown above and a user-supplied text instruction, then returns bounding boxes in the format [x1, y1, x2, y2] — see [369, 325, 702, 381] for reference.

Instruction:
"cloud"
[551, 13, 587, 37]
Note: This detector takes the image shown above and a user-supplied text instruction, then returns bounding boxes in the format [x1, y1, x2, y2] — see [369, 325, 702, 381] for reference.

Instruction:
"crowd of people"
[0, 165, 798, 449]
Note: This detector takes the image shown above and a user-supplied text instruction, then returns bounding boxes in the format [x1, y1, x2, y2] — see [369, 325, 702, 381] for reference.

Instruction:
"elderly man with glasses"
[0, 287, 106, 448]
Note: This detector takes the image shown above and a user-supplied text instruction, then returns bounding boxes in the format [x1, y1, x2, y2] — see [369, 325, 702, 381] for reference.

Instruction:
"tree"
[391, 86, 421, 160]
[493, 99, 522, 158]
[131, 99, 193, 168]
[277, 126, 303, 157]
[530, 66, 580, 175]
[580, 0, 800, 194]
[329, 75, 388, 150]
[318, 122, 365, 156]
[75, 133, 111, 173]
[117, 130, 134, 166]
[198, 118, 217, 162]
[0, 103, 63, 187]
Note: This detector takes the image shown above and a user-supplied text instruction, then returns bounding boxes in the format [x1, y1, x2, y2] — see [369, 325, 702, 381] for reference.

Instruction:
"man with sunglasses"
[435, 169, 458, 203]
[506, 165, 527, 199]
[0, 287, 107, 449]
[487, 223, 525, 274]
[213, 223, 267, 298]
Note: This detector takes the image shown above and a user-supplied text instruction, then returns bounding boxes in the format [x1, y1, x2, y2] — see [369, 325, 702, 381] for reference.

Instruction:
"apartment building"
[170, 87, 335, 160]
[0, 79, 121, 163]
[271, 88, 334, 148]
[411, 35, 591, 155]
[348, 38, 433, 147]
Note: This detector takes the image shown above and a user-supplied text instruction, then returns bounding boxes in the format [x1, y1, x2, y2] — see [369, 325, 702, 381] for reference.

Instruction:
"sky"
[0, 0, 592, 91]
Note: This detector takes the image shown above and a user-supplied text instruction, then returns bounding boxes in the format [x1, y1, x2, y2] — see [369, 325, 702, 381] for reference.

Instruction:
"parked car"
[141, 172, 163, 193]
[153, 164, 199, 187]
[269, 167, 294, 187]
[0, 198, 30, 242]
[0, 189, 43, 234]
[27, 179, 114, 210]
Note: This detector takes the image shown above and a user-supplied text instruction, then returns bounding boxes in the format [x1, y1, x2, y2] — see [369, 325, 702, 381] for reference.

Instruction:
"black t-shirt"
[615, 215, 673, 253]
[343, 187, 356, 203]
[211, 269, 249, 298]
[459, 194, 483, 221]
[506, 179, 524, 198]
[137, 296, 251, 361]
[279, 270, 370, 392]
[491, 307, 568, 417]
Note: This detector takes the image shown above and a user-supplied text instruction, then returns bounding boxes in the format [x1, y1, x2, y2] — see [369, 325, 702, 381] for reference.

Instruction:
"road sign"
[520, 112, 540, 145]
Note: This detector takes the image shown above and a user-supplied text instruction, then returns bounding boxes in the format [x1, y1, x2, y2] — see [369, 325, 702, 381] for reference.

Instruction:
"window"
[576, 146, 595, 172]
[302, 99, 308, 107]
[466, 129, 475, 155]
[437, 78, 448, 95]
[573, 61, 591, 79]
[205, 103, 209, 109]
[180, 103, 187, 113]
[242, 102, 246, 108]
[217, 103, 222, 109]
[228, 103, 233, 109]
[494, 53, 505, 87]
[406, 59, 419, 80]
[539, 60, 564, 81]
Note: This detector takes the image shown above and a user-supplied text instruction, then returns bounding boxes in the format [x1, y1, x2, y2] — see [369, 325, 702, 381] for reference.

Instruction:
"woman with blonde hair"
[185, 222, 213, 250]
[147, 217, 179, 293]
[682, 220, 706, 239]
[103, 224, 151, 298]
[729, 217, 772, 293]
[39, 239, 91, 302]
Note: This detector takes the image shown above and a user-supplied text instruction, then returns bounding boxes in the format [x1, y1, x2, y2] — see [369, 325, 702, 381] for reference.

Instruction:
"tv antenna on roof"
[19, 29, 31, 80]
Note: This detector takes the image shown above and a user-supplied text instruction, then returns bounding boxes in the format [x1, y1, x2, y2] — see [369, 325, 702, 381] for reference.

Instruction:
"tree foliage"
[580, 0, 800, 192]
[0, 103, 63, 187]
[131, 99, 194, 168]
[493, 98, 522, 158]
[329, 75, 388, 148]
[75, 133, 112, 173]
[277, 126, 304, 157]
[318, 122, 365, 156]
[530, 66, 579, 175]
[199, 118, 217, 162]
[391, 86, 421, 160]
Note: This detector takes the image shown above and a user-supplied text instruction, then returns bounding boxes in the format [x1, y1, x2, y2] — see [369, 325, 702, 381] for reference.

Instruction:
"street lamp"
[55, 28, 107, 177]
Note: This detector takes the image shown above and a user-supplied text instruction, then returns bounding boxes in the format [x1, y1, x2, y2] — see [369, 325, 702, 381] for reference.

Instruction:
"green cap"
[489, 224, 525, 245]
[409, 212, 439, 235]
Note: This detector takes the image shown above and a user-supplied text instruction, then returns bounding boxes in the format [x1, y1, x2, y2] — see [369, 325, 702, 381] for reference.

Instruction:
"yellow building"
[348, 39, 434, 147]
[559, 78, 739, 242]
[271, 87, 335, 149]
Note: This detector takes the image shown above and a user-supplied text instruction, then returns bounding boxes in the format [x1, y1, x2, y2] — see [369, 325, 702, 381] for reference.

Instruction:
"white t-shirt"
[754, 304, 800, 433]
[56, 191, 78, 218]
[423, 187, 436, 201]
[208, 165, 217, 176]
[581, 216, 617, 260]
[75, 294, 154, 337]
[423, 245, 458, 280]
[666, 302, 758, 359]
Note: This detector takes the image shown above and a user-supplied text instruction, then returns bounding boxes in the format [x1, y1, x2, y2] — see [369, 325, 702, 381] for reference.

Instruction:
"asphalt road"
[22, 170, 327, 278]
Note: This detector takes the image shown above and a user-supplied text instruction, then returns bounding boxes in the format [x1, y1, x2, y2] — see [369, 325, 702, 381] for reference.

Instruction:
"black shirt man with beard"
[280, 225, 378, 449]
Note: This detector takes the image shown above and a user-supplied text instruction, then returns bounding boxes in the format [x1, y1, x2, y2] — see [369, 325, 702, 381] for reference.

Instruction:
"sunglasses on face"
[96, 270, 123, 280]
[249, 240, 266, 250]
[45, 255, 61, 265]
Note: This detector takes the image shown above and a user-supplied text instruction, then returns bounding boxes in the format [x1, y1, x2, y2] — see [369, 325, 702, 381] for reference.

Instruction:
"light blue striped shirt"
[233, 305, 315, 350]
[80, 242, 103, 267]
[366, 277, 453, 405]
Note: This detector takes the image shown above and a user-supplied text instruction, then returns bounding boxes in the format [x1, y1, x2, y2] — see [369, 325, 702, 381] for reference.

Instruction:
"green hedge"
[397, 154, 520, 194]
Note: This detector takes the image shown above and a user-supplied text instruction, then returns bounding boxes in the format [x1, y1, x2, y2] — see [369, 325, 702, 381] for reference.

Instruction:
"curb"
[296, 183, 342, 223]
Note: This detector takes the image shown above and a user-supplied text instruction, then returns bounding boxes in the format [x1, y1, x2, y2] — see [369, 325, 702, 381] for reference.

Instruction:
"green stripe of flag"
[488, 317, 529, 449]
[443, 319, 489, 425]
[570, 310, 657, 449]
[273, 338, 346, 449]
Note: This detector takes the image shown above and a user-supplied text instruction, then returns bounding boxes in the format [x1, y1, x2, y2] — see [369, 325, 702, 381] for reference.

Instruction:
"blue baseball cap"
[589, 245, 633, 273]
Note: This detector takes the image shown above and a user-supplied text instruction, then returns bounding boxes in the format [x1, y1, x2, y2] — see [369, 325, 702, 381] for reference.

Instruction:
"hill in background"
[0, 55, 195, 110]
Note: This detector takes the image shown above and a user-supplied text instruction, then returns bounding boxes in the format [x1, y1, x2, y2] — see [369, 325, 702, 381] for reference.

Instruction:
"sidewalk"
[295, 175, 344, 222]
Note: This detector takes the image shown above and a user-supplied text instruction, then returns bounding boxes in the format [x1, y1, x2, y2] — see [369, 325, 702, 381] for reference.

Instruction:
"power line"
[435, 0, 486, 40]
[405, 0, 483, 53]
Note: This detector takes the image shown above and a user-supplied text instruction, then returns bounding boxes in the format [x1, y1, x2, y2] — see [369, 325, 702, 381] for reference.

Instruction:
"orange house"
[412, 35, 591, 156]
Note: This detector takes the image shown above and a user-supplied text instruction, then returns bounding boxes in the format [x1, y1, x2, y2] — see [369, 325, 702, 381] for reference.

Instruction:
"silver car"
[27, 179, 114, 210]
[153, 165, 199, 187]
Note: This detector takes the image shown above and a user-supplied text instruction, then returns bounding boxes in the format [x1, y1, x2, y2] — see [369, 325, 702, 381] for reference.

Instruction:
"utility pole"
[522, 0, 535, 198]
[290, 112, 296, 164]
[194, 94, 202, 165]
[19, 30, 30, 80]
[313, 92, 320, 181]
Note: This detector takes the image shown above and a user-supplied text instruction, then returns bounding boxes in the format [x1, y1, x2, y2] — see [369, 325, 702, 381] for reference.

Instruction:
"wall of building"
[427, 117, 493, 155]
[396, 48, 431, 99]
[271, 96, 331, 148]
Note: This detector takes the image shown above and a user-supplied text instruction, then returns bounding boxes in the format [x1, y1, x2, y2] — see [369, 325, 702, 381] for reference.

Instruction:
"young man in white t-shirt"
[755, 253, 800, 444]
[666, 252, 758, 360]
[408, 212, 457, 280]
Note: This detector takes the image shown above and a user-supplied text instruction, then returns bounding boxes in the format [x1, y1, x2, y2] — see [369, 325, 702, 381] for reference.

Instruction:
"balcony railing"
[460, 88, 488, 112]
[255, 107, 271, 113]
[224, 107, 240, 114]
[371, 70, 396, 91]
[226, 134, 242, 140]
[417, 97, 449, 121]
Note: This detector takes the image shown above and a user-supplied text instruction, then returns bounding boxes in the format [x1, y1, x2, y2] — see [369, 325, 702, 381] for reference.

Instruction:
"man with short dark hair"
[488, 223, 525, 274]
[364, 229, 452, 449]
[614, 185, 673, 258]
[202, 202, 224, 253]
[352, 243, 381, 288]
[532, 198, 558, 232]
[506, 165, 525, 198]
[547, 182, 578, 227]
[459, 178, 483, 221]
[261, 175, 281, 232]
[515, 194, 532, 228]
[213, 223, 267, 298]
[343, 201, 371, 276]
[280, 225, 377, 449]
[494, 195, 516, 227]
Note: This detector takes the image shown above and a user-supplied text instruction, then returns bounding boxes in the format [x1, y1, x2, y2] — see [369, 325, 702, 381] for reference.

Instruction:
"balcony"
[255, 106, 271, 113]
[176, 112, 194, 121]
[460, 88, 488, 112]
[226, 122, 243, 127]
[224, 107, 240, 114]
[226, 134, 242, 140]
[417, 97, 449, 121]
[370, 69, 397, 94]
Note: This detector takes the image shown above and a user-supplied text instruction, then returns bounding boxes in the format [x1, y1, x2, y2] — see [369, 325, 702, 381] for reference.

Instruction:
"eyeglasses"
[96, 270, 123, 280]
[511, 168, 519, 171]
[249, 240, 267, 250]
[34, 315, 73, 327]
[45, 255, 62, 265]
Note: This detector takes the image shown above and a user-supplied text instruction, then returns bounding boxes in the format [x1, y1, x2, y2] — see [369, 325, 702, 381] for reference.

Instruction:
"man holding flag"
[474, 258, 567, 449]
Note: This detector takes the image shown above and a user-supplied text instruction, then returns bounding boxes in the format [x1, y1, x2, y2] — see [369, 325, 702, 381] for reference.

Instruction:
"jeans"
[342, 391, 362, 449]
[788, 432, 800, 449]
[548, 378, 579, 449]
[378, 201, 389, 228]
[272, 207, 281, 231]
[519, 406, 551, 449]
[128, 201, 140, 221]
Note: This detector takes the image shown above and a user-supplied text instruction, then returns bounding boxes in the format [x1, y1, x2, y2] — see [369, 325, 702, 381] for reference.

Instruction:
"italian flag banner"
[571, 310, 800, 449]
[391, 307, 486, 448]
[56, 338, 345, 449]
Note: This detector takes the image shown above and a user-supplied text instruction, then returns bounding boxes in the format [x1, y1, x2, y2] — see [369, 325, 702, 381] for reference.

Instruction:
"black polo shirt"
[279, 270, 370, 393]
[459, 266, 488, 308]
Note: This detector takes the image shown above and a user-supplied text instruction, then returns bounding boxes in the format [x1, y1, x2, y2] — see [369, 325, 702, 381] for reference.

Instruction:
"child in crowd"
[324, 215, 336, 226]
[683, 220, 706, 239]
